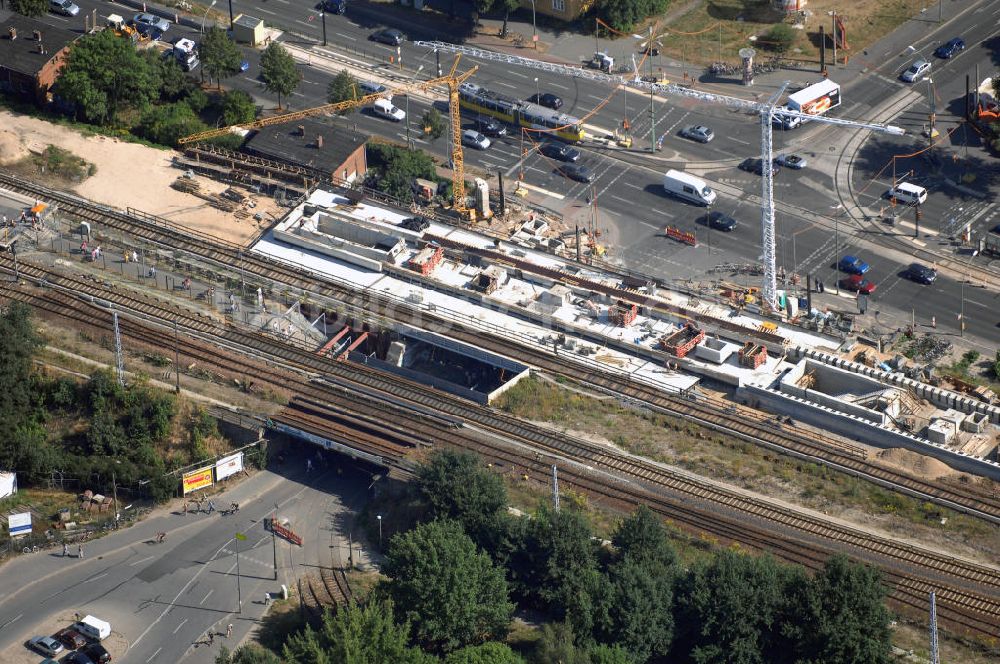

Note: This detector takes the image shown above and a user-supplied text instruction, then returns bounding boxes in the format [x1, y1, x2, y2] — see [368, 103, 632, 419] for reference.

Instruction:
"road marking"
[172, 618, 188, 634]
[549, 82, 569, 91]
[494, 81, 516, 89]
[624, 182, 644, 190]
[726, 136, 751, 146]
[610, 194, 632, 205]
[509, 71, 529, 79]
[516, 182, 565, 200]
[257, 7, 278, 15]
[84, 572, 109, 583]
[0, 613, 22, 631]
[334, 32, 355, 41]
[585, 94, 606, 102]
[146, 647, 161, 662]
[640, 221, 659, 230]
[200, 589, 213, 605]
[295, 19, 312, 26]
[130, 556, 155, 567]
[966, 299, 989, 308]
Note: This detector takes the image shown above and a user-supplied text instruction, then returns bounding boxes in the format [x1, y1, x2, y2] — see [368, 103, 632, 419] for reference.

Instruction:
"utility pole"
[831, 11, 837, 63]
[111, 470, 119, 528]
[648, 24, 656, 153]
[926, 78, 936, 148]
[551, 464, 560, 511]
[112, 311, 125, 387]
[271, 504, 278, 580]
[320, 11, 327, 46]
[929, 591, 940, 664]
[173, 318, 180, 394]
[235, 532, 246, 613]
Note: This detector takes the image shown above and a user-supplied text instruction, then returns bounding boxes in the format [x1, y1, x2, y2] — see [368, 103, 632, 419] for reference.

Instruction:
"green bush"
[763, 23, 797, 53]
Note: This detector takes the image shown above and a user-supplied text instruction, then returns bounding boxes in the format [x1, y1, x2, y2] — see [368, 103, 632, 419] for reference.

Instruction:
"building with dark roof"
[244, 118, 368, 185]
[0, 16, 78, 104]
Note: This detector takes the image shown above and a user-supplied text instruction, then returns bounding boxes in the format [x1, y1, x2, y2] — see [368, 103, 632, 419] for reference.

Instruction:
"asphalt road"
[17, 0, 1000, 346]
[0, 453, 376, 664]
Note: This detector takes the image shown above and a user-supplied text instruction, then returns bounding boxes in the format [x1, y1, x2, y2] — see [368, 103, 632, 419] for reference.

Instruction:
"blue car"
[838, 255, 870, 275]
[934, 37, 965, 59]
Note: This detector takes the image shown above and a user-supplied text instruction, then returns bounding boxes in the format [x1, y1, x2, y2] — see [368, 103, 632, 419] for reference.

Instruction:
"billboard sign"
[215, 452, 244, 481]
[182, 466, 214, 495]
[8, 511, 31, 537]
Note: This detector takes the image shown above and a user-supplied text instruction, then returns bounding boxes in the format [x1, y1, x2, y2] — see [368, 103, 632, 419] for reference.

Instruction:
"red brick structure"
[0, 17, 78, 105]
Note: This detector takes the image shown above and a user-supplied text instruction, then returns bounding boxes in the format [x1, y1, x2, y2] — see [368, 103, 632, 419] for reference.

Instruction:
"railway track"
[3, 260, 1000, 639]
[4, 172, 997, 526]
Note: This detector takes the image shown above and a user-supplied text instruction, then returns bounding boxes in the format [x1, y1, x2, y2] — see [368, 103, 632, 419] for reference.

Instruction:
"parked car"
[461, 130, 491, 150]
[679, 125, 714, 143]
[905, 262, 937, 284]
[471, 116, 506, 137]
[556, 163, 594, 183]
[358, 81, 387, 96]
[63, 652, 97, 664]
[132, 22, 164, 41]
[702, 211, 737, 232]
[739, 157, 779, 177]
[838, 255, 870, 275]
[49, 0, 79, 16]
[840, 275, 877, 294]
[53, 629, 87, 651]
[321, 0, 346, 14]
[371, 98, 405, 122]
[132, 12, 170, 32]
[527, 93, 562, 109]
[775, 153, 807, 169]
[81, 643, 112, 664]
[370, 28, 404, 46]
[901, 58, 931, 82]
[27, 636, 64, 657]
[934, 37, 965, 58]
[539, 142, 580, 162]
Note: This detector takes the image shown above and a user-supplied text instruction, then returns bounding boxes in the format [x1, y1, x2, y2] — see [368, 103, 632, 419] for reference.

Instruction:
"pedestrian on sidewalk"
[62, 542, 68, 557]
[208, 500, 215, 514]
[226, 623, 233, 638]
[208, 631, 214, 645]
[263, 593, 271, 606]
[148, 266, 156, 279]
[131, 250, 139, 264]
[78, 543, 84, 559]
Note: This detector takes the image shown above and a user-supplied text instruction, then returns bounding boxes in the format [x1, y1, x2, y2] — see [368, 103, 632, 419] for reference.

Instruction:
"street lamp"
[406, 65, 424, 150]
[529, 0, 536, 49]
[960, 250, 978, 337]
[201, 0, 217, 34]
[533, 77, 539, 101]
[376, 514, 383, 549]
[320, 10, 327, 47]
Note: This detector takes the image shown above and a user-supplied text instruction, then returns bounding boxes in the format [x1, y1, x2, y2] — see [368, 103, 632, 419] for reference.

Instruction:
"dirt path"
[0, 110, 259, 243]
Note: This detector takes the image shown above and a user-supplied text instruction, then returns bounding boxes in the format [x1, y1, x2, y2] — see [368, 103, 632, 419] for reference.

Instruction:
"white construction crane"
[416, 41, 905, 312]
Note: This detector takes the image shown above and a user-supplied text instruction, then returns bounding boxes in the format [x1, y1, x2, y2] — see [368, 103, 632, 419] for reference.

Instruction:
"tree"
[532, 622, 586, 664]
[417, 450, 508, 544]
[444, 642, 525, 664]
[200, 27, 244, 90]
[0, 302, 42, 435]
[599, 555, 674, 662]
[764, 24, 796, 53]
[283, 601, 433, 664]
[135, 102, 209, 147]
[57, 30, 157, 125]
[806, 556, 891, 664]
[10, 0, 47, 17]
[596, 0, 669, 33]
[381, 520, 514, 653]
[215, 643, 281, 664]
[587, 644, 633, 664]
[365, 143, 440, 200]
[260, 42, 302, 109]
[611, 505, 676, 569]
[221, 90, 257, 126]
[421, 107, 446, 139]
[327, 70, 360, 114]
[475, 0, 520, 39]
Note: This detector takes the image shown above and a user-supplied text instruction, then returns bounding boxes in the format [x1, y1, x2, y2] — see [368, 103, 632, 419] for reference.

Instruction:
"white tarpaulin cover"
[215, 452, 244, 481]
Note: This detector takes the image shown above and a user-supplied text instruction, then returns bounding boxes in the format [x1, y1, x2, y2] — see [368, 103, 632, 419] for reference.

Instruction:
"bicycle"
[22, 544, 40, 554]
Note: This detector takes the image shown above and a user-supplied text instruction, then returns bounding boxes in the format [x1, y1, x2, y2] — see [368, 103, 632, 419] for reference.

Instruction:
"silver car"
[133, 12, 171, 32]
[49, 0, 79, 15]
[679, 125, 714, 143]
[901, 58, 930, 82]
[28, 636, 64, 658]
[461, 130, 491, 150]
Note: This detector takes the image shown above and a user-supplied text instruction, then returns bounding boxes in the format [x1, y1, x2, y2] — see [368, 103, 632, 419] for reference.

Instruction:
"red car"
[53, 628, 87, 650]
[840, 274, 876, 294]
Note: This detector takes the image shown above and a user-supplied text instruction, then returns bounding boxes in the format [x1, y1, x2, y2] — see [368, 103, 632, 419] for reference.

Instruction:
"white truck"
[662, 169, 716, 206]
[171, 38, 199, 72]
[786, 79, 841, 118]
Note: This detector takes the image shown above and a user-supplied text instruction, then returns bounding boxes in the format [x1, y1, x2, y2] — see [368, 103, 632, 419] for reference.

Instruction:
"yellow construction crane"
[178, 56, 478, 217]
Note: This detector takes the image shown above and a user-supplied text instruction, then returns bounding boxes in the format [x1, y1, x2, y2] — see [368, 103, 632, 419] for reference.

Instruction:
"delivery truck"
[662, 169, 716, 206]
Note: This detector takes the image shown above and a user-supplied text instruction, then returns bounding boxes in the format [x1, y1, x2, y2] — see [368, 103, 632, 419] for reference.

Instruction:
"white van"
[662, 169, 716, 206]
[75, 615, 111, 641]
[371, 98, 405, 122]
[887, 182, 927, 205]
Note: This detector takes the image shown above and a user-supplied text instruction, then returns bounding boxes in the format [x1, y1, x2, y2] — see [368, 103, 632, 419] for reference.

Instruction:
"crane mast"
[417, 41, 905, 311]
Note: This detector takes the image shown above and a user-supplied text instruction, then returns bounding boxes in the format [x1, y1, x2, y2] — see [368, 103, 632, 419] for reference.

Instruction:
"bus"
[458, 83, 586, 143]
[786, 79, 841, 117]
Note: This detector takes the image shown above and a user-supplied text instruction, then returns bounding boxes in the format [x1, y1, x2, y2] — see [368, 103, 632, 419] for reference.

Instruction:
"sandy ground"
[0, 110, 264, 244]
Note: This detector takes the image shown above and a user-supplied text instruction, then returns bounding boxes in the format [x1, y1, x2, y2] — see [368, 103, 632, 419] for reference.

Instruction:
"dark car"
[905, 262, 937, 284]
[840, 274, 877, 294]
[527, 93, 563, 109]
[321, 0, 346, 14]
[63, 652, 97, 664]
[539, 142, 580, 162]
[739, 157, 779, 177]
[81, 643, 112, 664]
[934, 37, 965, 59]
[53, 628, 87, 651]
[702, 211, 737, 232]
[131, 22, 163, 41]
[838, 255, 870, 275]
[370, 28, 404, 46]
[472, 116, 507, 137]
[556, 163, 594, 183]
